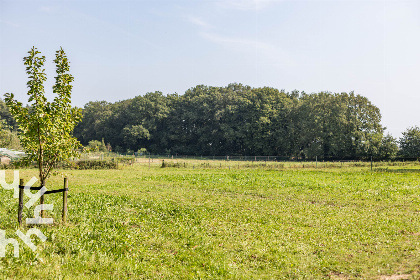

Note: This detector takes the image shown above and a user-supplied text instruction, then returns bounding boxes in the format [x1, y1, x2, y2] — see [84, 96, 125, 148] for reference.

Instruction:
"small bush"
[114, 157, 134, 165]
[0, 163, 14, 169]
[161, 160, 181, 168]
[75, 160, 118, 170]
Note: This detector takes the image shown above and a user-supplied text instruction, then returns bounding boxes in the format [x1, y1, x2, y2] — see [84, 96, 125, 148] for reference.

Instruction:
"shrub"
[161, 160, 181, 168]
[75, 160, 118, 170]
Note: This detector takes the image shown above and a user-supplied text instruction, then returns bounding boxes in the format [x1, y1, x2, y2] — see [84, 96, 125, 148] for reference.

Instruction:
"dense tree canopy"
[4, 82, 419, 159]
[72, 84, 406, 159]
[0, 99, 21, 150]
[399, 126, 420, 158]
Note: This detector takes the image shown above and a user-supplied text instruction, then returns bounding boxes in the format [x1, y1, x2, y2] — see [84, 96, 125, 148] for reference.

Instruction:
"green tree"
[0, 120, 21, 150]
[238, 86, 293, 156]
[4, 47, 82, 187]
[0, 99, 18, 130]
[378, 133, 398, 160]
[126, 91, 171, 153]
[72, 83, 387, 158]
[122, 124, 150, 150]
[74, 91, 172, 154]
[293, 92, 383, 159]
[399, 126, 420, 158]
[86, 139, 107, 152]
[166, 84, 247, 155]
[73, 101, 112, 144]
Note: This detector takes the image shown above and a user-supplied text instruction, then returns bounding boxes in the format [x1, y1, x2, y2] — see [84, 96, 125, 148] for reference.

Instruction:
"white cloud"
[199, 32, 293, 65]
[217, 0, 280, 10]
[187, 16, 213, 28]
[0, 20, 20, 28]
[39, 6, 54, 13]
[200, 32, 270, 50]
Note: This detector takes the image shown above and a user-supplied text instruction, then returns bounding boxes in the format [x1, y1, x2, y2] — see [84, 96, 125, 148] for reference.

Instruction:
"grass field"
[0, 160, 420, 279]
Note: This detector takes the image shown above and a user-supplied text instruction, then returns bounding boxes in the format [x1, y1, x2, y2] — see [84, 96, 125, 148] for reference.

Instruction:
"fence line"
[77, 152, 420, 163]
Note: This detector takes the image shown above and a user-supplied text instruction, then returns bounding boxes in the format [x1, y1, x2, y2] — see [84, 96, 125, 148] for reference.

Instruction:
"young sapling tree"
[4, 47, 82, 215]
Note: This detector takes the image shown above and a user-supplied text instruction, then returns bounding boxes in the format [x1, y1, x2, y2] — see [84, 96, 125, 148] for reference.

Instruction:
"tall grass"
[0, 163, 419, 279]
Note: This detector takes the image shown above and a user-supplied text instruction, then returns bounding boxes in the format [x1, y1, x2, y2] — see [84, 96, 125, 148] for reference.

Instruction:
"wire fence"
[78, 152, 420, 163]
[73, 152, 420, 171]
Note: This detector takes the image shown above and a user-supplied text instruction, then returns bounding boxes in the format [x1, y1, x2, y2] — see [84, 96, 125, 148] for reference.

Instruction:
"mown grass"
[0, 162, 420, 279]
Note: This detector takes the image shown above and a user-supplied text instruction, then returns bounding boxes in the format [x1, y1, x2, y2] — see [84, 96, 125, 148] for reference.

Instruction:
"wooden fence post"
[40, 187, 45, 218]
[18, 179, 24, 227]
[62, 177, 68, 223]
[371, 156, 373, 171]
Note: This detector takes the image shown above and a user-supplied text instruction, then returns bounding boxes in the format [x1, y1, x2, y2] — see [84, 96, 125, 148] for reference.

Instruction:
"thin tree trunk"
[37, 122, 45, 218]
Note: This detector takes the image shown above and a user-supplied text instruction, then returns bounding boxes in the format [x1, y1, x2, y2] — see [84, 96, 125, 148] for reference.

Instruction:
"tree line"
[1, 83, 419, 159]
[72, 83, 418, 159]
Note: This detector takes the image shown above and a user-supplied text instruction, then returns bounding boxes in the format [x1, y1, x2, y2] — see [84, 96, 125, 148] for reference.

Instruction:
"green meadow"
[0, 161, 420, 279]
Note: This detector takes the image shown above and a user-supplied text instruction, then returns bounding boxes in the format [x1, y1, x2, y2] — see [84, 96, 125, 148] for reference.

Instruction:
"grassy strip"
[0, 164, 419, 279]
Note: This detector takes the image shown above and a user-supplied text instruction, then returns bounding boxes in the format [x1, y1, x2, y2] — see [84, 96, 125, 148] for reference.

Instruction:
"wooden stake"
[18, 179, 24, 227]
[40, 190, 45, 218]
[371, 156, 373, 171]
[62, 177, 68, 223]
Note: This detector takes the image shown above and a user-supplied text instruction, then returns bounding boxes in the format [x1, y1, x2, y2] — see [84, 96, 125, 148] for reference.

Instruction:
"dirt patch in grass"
[329, 272, 349, 279]
[378, 274, 412, 280]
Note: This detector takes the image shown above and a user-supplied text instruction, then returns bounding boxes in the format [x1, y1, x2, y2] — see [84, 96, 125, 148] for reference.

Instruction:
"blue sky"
[1, 0, 419, 137]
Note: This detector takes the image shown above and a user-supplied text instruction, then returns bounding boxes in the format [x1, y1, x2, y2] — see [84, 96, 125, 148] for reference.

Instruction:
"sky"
[1, 0, 420, 138]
